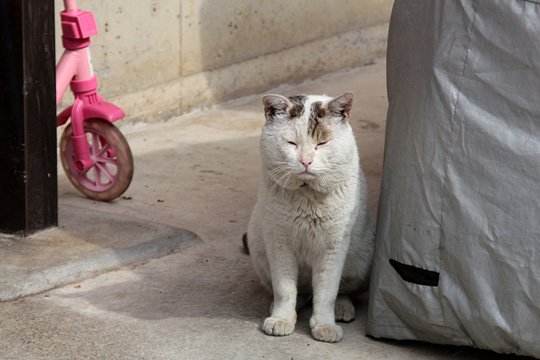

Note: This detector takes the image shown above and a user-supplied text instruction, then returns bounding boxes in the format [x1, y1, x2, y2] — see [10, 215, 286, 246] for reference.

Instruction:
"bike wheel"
[60, 118, 134, 201]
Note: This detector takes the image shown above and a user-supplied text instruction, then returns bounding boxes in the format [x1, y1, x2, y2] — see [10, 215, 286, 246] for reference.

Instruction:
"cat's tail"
[242, 233, 250, 254]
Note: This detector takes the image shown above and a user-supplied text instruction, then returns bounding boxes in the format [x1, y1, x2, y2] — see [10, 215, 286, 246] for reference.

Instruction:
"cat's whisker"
[267, 160, 290, 165]
[268, 165, 294, 183]
[268, 165, 290, 175]
[276, 171, 294, 191]
[269, 170, 292, 187]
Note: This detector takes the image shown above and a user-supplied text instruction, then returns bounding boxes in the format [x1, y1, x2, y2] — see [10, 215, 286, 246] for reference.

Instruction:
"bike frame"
[56, 0, 124, 172]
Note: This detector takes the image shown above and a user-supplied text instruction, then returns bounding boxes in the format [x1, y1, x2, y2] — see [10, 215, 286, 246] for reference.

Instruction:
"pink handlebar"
[64, 0, 78, 12]
[60, 1, 98, 50]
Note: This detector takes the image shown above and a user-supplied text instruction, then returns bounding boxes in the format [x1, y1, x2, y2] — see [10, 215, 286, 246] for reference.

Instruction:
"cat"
[246, 92, 374, 343]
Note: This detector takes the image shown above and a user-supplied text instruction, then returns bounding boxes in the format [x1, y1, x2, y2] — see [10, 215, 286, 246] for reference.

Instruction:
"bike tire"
[60, 118, 134, 201]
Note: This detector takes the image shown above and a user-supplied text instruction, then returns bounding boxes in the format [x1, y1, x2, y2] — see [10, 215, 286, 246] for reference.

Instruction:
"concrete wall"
[56, 0, 393, 124]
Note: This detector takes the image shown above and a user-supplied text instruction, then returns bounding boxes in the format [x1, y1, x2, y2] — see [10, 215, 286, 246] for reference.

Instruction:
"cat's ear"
[328, 92, 354, 120]
[262, 94, 291, 122]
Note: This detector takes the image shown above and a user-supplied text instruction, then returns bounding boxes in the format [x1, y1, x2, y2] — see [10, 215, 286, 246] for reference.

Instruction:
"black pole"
[0, 0, 57, 235]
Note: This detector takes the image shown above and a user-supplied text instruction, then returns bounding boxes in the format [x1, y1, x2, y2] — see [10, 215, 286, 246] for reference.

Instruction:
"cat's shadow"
[54, 248, 368, 329]
[54, 251, 270, 322]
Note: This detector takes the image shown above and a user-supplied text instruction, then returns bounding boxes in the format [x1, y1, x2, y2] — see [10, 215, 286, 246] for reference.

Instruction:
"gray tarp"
[366, 0, 540, 357]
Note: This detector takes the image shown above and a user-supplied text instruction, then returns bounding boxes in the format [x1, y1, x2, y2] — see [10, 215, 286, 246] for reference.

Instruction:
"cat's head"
[260, 93, 357, 192]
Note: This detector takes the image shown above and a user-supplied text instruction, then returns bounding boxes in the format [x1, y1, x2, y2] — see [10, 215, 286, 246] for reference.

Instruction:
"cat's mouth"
[297, 171, 316, 181]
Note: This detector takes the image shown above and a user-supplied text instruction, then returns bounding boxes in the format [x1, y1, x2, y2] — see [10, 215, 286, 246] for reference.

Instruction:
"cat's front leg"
[262, 240, 298, 337]
[310, 246, 347, 343]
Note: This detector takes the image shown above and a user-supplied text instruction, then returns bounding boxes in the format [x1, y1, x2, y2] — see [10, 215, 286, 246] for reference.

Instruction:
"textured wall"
[55, 0, 393, 124]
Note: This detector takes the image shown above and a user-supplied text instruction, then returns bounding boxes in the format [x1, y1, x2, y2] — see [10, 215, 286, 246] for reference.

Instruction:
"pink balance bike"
[56, 0, 133, 201]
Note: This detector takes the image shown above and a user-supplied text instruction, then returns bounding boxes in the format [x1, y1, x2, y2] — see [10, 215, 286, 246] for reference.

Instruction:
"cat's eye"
[317, 141, 328, 146]
[288, 141, 297, 147]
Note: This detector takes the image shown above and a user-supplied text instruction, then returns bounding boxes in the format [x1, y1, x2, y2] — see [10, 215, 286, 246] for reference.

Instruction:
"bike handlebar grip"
[61, 10, 98, 49]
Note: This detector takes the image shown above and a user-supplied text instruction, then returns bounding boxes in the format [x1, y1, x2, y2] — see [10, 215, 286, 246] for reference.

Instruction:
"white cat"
[246, 93, 374, 343]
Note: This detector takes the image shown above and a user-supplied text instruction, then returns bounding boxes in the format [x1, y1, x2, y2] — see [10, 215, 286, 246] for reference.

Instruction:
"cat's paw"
[334, 296, 355, 323]
[311, 323, 343, 343]
[262, 317, 295, 336]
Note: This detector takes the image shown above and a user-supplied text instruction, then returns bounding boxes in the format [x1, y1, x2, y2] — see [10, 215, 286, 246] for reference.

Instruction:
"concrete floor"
[0, 61, 528, 359]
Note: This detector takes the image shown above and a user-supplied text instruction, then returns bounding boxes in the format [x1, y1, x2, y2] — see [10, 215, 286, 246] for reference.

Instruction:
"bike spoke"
[96, 143, 111, 158]
[96, 155, 117, 165]
[96, 162, 115, 183]
[93, 164, 103, 189]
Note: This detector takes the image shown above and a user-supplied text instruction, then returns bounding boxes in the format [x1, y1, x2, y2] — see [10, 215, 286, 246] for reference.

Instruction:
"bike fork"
[69, 77, 100, 173]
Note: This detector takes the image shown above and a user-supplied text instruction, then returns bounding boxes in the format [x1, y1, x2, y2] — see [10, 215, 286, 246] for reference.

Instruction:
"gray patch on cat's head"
[262, 94, 308, 122]
[308, 101, 334, 143]
[307, 93, 354, 142]
[308, 101, 324, 136]
[287, 95, 307, 119]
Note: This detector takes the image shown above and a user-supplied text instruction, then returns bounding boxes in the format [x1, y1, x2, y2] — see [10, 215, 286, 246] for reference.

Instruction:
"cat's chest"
[289, 201, 330, 228]
[284, 194, 349, 236]
[283, 199, 349, 253]
[263, 186, 356, 245]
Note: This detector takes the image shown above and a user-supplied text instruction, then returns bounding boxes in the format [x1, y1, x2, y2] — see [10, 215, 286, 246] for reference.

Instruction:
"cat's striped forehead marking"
[287, 95, 307, 119]
[308, 101, 332, 143]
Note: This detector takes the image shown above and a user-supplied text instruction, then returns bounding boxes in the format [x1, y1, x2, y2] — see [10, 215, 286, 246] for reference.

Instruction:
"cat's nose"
[300, 159, 312, 170]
